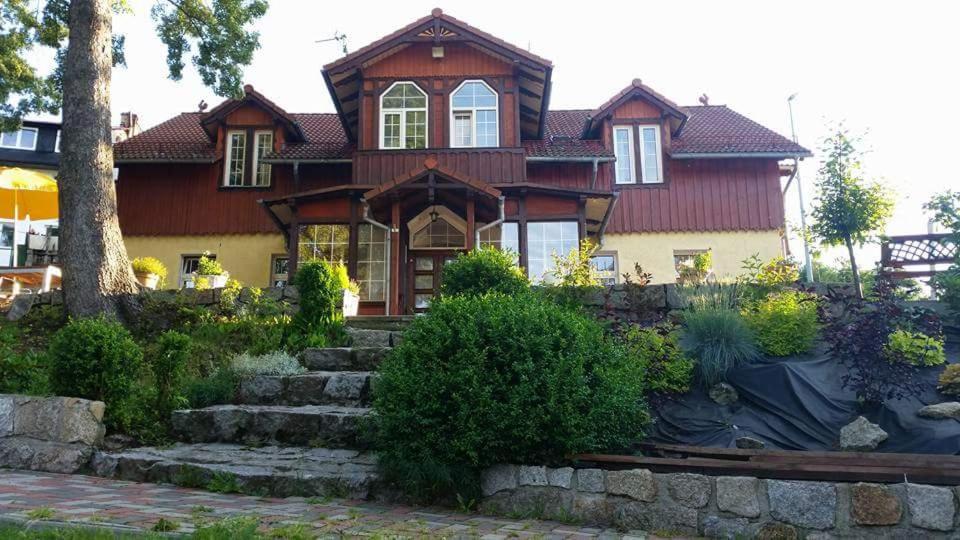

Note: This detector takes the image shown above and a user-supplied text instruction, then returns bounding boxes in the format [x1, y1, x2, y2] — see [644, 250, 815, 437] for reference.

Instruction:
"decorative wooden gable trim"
[200, 84, 306, 143]
[583, 79, 689, 139]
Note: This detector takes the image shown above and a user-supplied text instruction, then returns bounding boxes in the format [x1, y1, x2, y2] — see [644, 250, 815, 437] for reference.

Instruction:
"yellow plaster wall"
[600, 230, 784, 284]
[123, 234, 286, 288]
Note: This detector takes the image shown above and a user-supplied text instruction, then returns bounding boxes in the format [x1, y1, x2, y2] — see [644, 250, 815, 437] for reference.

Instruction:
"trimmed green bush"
[742, 290, 819, 357]
[149, 331, 191, 420]
[440, 247, 528, 297]
[885, 329, 946, 367]
[0, 326, 48, 395]
[183, 369, 238, 409]
[679, 308, 759, 388]
[48, 317, 144, 428]
[621, 325, 693, 395]
[373, 292, 649, 500]
[288, 260, 349, 350]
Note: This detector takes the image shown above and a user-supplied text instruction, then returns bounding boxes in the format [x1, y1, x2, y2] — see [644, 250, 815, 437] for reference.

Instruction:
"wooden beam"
[390, 200, 401, 315]
[466, 197, 476, 250]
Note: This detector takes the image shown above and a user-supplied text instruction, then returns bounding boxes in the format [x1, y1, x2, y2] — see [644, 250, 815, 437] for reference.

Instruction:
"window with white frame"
[613, 126, 635, 184]
[180, 254, 216, 288]
[590, 253, 618, 286]
[270, 255, 289, 288]
[0, 127, 38, 151]
[478, 222, 520, 265]
[357, 224, 387, 302]
[450, 80, 498, 148]
[224, 130, 247, 186]
[380, 82, 427, 149]
[298, 224, 350, 264]
[254, 130, 273, 186]
[637, 124, 663, 183]
[526, 221, 579, 283]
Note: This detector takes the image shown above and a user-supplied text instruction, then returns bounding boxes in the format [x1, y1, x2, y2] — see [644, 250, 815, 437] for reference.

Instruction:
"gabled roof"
[583, 79, 689, 138]
[322, 8, 553, 142]
[523, 110, 613, 159]
[363, 157, 502, 201]
[200, 85, 306, 142]
[672, 105, 811, 158]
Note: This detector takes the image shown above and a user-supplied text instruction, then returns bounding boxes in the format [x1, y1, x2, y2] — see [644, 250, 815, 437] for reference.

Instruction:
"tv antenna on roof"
[317, 31, 348, 54]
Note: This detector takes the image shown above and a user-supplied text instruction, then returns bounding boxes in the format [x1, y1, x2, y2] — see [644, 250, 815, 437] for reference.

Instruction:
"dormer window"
[380, 82, 427, 149]
[613, 124, 663, 184]
[450, 80, 498, 148]
[224, 129, 273, 187]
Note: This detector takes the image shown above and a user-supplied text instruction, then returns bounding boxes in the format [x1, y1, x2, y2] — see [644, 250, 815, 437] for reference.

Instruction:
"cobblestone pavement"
[0, 469, 649, 539]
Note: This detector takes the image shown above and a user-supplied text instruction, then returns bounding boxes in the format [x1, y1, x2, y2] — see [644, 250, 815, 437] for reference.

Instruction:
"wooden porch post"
[578, 197, 587, 242]
[466, 197, 476, 250]
[288, 205, 300, 282]
[348, 197, 359, 279]
[390, 199, 401, 315]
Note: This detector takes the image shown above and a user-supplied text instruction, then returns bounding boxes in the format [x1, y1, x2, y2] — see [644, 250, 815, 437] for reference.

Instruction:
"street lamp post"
[788, 93, 815, 282]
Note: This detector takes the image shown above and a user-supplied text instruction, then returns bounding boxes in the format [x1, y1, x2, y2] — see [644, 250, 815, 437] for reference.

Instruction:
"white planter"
[342, 289, 359, 317]
[134, 272, 160, 290]
[187, 273, 229, 289]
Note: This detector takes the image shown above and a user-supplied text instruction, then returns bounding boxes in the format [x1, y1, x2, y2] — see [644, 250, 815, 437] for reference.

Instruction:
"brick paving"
[0, 469, 647, 539]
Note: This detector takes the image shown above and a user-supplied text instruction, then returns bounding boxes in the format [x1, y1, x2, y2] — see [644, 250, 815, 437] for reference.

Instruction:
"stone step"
[171, 405, 371, 448]
[238, 371, 373, 407]
[301, 347, 390, 371]
[91, 443, 380, 499]
[345, 327, 403, 348]
[345, 315, 414, 332]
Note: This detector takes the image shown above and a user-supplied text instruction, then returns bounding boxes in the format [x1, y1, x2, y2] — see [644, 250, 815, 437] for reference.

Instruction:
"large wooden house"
[114, 8, 810, 315]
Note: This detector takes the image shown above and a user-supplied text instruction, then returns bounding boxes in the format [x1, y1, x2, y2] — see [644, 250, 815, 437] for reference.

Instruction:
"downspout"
[597, 191, 621, 246]
[782, 158, 798, 195]
[474, 196, 506, 249]
[590, 158, 599, 191]
[362, 199, 392, 316]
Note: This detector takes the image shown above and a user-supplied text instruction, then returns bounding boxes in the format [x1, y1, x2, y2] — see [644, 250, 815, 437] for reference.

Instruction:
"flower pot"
[341, 289, 359, 317]
[134, 272, 160, 290]
[188, 273, 229, 289]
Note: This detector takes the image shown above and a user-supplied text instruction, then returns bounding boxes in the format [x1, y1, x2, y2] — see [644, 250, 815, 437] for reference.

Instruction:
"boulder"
[702, 516, 750, 539]
[735, 436, 765, 449]
[716, 476, 760, 518]
[572, 493, 613, 524]
[606, 469, 656, 501]
[3, 395, 105, 446]
[666, 473, 710, 508]
[755, 522, 799, 540]
[547, 467, 574, 489]
[907, 483, 955, 531]
[917, 402, 960, 420]
[0, 437, 93, 474]
[481, 464, 517, 496]
[839, 416, 887, 451]
[613, 501, 697, 536]
[709, 383, 739, 405]
[850, 483, 902, 526]
[5, 292, 36, 321]
[517, 465, 548, 486]
[767, 480, 837, 530]
[576, 468, 605, 493]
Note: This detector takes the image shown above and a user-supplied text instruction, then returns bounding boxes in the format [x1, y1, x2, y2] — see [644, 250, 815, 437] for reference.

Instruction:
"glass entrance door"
[407, 251, 457, 314]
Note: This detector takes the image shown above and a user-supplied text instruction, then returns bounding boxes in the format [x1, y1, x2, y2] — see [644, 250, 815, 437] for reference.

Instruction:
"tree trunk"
[845, 235, 864, 299]
[60, 0, 139, 320]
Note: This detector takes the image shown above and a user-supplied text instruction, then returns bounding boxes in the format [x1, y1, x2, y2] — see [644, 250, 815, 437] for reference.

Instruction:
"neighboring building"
[113, 9, 810, 314]
[112, 112, 142, 143]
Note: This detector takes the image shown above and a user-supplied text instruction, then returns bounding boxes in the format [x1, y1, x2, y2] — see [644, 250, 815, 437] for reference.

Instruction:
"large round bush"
[372, 293, 649, 499]
[439, 247, 528, 297]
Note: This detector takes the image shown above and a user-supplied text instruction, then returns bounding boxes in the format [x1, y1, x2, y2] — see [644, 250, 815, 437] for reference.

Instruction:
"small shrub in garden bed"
[149, 331, 191, 421]
[440, 247, 528, 297]
[739, 255, 799, 303]
[938, 364, 960, 396]
[372, 292, 649, 501]
[621, 325, 693, 395]
[885, 329, 946, 367]
[679, 308, 759, 388]
[742, 290, 819, 357]
[676, 281, 742, 312]
[287, 260, 349, 350]
[230, 351, 305, 378]
[183, 369, 238, 409]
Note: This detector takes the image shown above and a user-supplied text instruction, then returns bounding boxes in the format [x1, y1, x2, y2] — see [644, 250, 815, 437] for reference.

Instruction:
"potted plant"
[131, 257, 167, 290]
[331, 263, 360, 317]
[192, 254, 229, 289]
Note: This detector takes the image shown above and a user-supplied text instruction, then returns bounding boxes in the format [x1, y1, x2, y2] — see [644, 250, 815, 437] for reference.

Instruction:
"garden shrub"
[439, 247, 528, 297]
[885, 329, 946, 367]
[742, 290, 819, 357]
[0, 326, 49, 395]
[621, 325, 693, 394]
[287, 260, 349, 350]
[48, 317, 144, 429]
[373, 292, 649, 501]
[679, 308, 759, 388]
[938, 364, 960, 396]
[676, 281, 742, 311]
[183, 369, 238, 409]
[550, 239, 601, 287]
[131, 256, 168, 285]
[739, 254, 799, 303]
[149, 331, 191, 420]
[196, 254, 225, 276]
[932, 268, 960, 324]
[230, 351, 306, 378]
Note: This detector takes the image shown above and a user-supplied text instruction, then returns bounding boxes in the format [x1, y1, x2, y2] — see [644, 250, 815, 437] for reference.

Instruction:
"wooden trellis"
[880, 233, 957, 279]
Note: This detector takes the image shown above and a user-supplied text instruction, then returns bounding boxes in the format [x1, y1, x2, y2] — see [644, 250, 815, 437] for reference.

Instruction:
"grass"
[151, 518, 179, 532]
[25, 508, 55, 520]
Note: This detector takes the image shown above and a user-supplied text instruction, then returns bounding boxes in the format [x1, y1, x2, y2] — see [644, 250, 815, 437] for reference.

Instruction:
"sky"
[27, 0, 960, 267]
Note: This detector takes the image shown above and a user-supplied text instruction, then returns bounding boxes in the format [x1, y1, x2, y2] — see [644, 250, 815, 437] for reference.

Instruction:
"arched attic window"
[380, 82, 428, 149]
[450, 80, 498, 148]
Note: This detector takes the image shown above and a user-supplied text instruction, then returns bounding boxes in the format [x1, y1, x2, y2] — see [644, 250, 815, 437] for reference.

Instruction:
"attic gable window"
[380, 82, 427, 149]
[223, 129, 273, 187]
[613, 124, 663, 184]
[613, 126, 635, 184]
[638, 125, 663, 183]
[450, 80, 498, 148]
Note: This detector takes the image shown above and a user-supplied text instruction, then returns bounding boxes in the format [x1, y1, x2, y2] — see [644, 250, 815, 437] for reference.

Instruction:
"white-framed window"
[0, 127, 38, 151]
[224, 130, 247, 186]
[526, 221, 579, 283]
[590, 253, 618, 286]
[180, 253, 216, 288]
[380, 81, 427, 149]
[637, 124, 663, 183]
[270, 255, 288, 288]
[298, 224, 350, 264]
[450, 80, 498, 148]
[357, 224, 387, 302]
[254, 130, 273, 186]
[55, 130, 61, 153]
[613, 126, 635, 184]
[479, 222, 520, 265]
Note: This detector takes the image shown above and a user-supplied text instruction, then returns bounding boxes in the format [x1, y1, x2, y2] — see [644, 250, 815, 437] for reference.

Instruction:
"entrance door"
[407, 251, 458, 314]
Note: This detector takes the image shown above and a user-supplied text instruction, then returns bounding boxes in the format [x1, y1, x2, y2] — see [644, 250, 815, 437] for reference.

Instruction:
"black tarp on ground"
[648, 343, 960, 454]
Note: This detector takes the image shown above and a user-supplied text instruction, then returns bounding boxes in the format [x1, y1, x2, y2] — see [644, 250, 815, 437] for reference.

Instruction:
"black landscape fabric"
[648, 343, 960, 454]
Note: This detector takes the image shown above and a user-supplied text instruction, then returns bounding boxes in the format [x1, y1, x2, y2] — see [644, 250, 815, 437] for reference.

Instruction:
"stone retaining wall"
[0, 395, 105, 474]
[481, 465, 960, 538]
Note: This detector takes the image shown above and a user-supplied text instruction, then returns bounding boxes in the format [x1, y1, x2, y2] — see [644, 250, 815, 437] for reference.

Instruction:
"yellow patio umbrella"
[0, 167, 59, 267]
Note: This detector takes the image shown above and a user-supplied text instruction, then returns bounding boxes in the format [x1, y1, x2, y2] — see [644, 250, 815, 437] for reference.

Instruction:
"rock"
[518, 465, 548, 486]
[345, 327, 391, 348]
[322, 373, 370, 403]
[282, 286, 300, 301]
[767, 480, 837, 530]
[709, 383, 739, 405]
[907, 483, 955, 531]
[101, 434, 137, 452]
[839, 416, 888, 451]
[6, 292, 36, 321]
[755, 522, 799, 540]
[666, 473, 710, 508]
[606, 469, 656, 502]
[238, 376, 284, 405]
[0, 396, 13, 438]
[613, 501, 698, 535]
[572, 493, 612, 524]
[0, 437, 92, 474]
[576, 468, 605, 493]
[850, 483, 902, 526]
[917, 402, 960, 420]
[481, 465, 517, 496]
[5, 395, 105, 446]
[716, 476, 760, 518]
[702, 516, 749, 539]
[547, 467, 574, 489]
[735, 436, 765, 449]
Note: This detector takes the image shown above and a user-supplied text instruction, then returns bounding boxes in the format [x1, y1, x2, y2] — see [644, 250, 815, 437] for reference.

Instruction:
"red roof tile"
[523, 110, 612, 159]
[113, 113, 215, 162]
[672, 105, 810, 156]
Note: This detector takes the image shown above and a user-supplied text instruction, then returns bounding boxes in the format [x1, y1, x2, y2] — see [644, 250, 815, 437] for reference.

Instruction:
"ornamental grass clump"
[679, 308, 759, 388]
[742, 290, 820, 357]
[372, 292, 649, 501]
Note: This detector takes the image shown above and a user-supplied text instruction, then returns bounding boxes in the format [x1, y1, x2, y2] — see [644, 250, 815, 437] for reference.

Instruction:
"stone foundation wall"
[28, 285, 301, 310]
[0, 395, 105, 474]
[481, 465, 960, 538]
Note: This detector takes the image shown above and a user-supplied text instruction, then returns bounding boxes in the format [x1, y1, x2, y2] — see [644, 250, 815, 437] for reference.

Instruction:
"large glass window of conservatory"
[450, 80, 498, 148]
[478, 222, 519, 263]
[411, 217, 466, 249]
[357, 224, 387, 301]
[297, 224, 349, 264]
[526, 221, 579, 283]
[380, 82, 427, 149]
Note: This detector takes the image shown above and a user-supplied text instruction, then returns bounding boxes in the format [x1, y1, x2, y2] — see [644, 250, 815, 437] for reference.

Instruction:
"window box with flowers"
[190, 254, 229, 289]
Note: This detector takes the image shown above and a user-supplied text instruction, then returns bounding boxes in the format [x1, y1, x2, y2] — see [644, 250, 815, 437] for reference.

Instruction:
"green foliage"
[193, 516, 262, 540]
[551, 239, 601, 286]
[183, 369, 238, 409]
[885, 329, 945, 367]
[938, 364, 960, 396]
[373, 293, 649, 501]
[131, 257, 168, 282]
[924, 190, 960, 239]
[207, 471, 241, 494]
[0, 326, 49, 395]
[676, 281, 742, 312]
[47, 317, 144, 429]
[742, 290, 819, 357]
[196, 254, 225, 276]
[288, 261, 348, 350]
[440, 247, 529, 297]
[679, 308, 760, 387]
[149, 331, 191, 421]
[621, 325, 694, 394]
[931, 269, 960, 323]
[152, 518, 180, 532]
[739, 255, 799, 302]
[230, 351, 306, 378]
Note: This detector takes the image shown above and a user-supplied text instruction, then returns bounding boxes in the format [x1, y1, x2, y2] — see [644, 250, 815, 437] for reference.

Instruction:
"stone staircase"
[92, 317, 412, 499]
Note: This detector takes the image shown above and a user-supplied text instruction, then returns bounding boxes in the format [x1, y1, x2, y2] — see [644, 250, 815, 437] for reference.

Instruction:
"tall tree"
[810, 127, 894, 299]
[1, 0, 268, 319]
